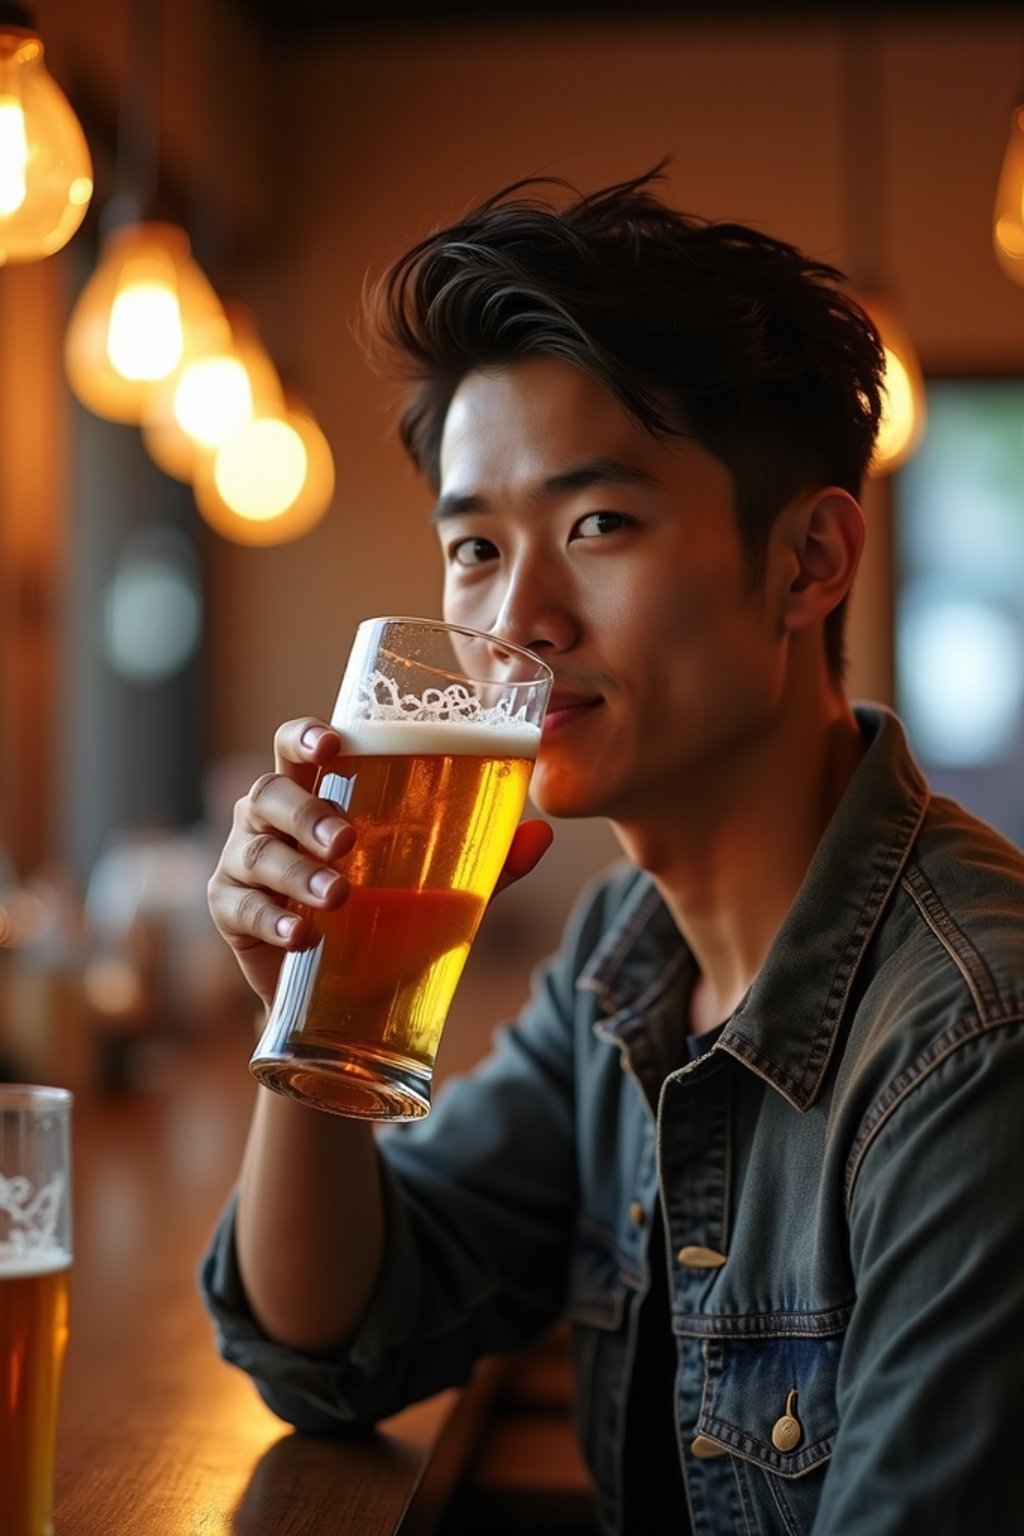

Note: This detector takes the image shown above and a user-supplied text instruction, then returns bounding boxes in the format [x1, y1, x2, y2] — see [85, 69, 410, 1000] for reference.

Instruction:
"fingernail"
[276, 915, 298, 940]
[309, 869, 337, 899]
[314, 815, 346, 847]
[301, 726, 321, 752]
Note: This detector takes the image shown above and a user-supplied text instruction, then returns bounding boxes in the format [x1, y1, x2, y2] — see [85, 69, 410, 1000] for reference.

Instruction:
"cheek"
[441, 579, 496, 635]
[440, 567, 472, 619]
[578, 561, 669, 645]
[631, 574, 775, 705]
[651, 549, 762, 650]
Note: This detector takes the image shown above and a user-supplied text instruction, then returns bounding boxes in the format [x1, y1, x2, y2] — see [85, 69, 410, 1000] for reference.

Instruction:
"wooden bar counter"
[51, 1029, 496, 1535]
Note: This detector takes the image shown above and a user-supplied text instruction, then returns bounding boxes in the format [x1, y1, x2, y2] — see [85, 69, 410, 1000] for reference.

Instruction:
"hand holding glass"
[0, 1085, 72, 1536]
[250, 618, 552, 1119]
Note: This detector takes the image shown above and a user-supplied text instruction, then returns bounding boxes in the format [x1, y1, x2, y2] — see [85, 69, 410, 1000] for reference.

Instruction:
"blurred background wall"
[2, 0, 1023, 1077]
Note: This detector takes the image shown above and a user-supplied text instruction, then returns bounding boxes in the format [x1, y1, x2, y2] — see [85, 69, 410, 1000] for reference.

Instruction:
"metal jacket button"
[690, 1434, 729, 1459]
[628, 1201, 646, 1229]
[771, 1389, 803, 1452]
[676, 1244, 728, 1268]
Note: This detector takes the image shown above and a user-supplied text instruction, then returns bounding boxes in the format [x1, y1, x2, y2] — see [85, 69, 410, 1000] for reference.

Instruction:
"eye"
[572, 511, 632, 540]
[449, 536, 499, 568]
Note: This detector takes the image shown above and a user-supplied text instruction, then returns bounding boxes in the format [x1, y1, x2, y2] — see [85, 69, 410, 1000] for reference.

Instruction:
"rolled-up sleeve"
[199, 1150, 426, 1431]
[199, 875, 613, 1430]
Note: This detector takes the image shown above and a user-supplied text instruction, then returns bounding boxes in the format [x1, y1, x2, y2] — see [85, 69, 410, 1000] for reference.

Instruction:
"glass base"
[249, 1040, 432, 1121]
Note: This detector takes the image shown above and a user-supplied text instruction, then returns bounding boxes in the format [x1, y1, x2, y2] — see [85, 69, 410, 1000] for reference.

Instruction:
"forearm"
[235, 1086, 385, 1353]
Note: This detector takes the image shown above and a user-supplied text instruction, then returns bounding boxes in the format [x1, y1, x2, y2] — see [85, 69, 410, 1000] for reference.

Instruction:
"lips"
[542, 690, 603, 735]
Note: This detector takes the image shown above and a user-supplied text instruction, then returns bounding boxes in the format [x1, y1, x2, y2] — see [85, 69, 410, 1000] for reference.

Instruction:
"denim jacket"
[202, 707, 1024, 1535]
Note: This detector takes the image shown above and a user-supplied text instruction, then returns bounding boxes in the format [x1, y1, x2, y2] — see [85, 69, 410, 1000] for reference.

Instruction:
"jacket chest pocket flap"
[696, 1329, 844, 1479]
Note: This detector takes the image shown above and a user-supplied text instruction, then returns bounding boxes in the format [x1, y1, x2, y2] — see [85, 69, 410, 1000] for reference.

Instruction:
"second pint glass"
[250, 618, 552, 1120]
[0, 1085, 73, 1536]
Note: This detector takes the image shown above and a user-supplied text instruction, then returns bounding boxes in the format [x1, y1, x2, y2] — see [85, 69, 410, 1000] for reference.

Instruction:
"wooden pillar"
[0, 255, 70, 877]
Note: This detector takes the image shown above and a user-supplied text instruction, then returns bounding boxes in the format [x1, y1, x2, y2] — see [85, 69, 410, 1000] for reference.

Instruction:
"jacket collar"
[578, 706, 930, 1111]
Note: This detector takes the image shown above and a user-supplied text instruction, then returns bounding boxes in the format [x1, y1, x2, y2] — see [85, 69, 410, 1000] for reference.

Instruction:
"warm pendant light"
[993, 100, 1024, 284]
[0, 3, 93, 264]
[860, 293, 928, 476]
[64, 215, 225, 423]
[141, 303, 283, 482]
[192, 398, 335, 546]
[61, 0, 335, 547]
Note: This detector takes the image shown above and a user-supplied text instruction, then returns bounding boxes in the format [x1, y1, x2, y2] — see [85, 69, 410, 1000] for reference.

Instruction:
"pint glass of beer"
[0, 1085, 72, 1536]
[250, 617, 552, 1120]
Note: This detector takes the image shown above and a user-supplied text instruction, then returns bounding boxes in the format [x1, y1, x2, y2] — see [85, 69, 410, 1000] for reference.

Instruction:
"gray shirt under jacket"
[201, 706, 1024, 1536]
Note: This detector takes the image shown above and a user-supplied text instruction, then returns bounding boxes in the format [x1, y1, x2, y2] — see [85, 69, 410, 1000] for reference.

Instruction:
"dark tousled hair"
[364, 165, 885, 678]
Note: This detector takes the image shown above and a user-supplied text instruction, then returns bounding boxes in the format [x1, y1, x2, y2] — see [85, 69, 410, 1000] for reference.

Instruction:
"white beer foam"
[0, 1244, 71, 1277]
[333, 715, 539, 760]
[350, 671, 543, 726]
[0, 1170, 64, 1250]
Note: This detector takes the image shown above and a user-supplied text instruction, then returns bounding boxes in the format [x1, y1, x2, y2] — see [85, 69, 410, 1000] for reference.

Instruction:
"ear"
[775, 487, 865, 637]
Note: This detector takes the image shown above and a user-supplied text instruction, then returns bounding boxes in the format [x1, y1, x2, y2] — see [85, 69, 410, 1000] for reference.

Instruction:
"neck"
[613, 683, 865, 1036]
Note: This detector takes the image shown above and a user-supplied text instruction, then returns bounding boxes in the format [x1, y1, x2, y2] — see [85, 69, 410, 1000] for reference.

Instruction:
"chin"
[529, 764, 616, 821]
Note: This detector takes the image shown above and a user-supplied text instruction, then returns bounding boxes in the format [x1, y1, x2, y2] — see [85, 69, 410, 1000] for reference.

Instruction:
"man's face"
[436, 356, 793, 823]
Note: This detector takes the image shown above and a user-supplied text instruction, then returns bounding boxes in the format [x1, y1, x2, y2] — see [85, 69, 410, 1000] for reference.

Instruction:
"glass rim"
[0, 1084, 74, 1111]
[358, 615, 553, 687]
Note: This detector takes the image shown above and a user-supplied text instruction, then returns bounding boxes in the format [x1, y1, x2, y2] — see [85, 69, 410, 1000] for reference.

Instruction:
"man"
[202, 170, 1024, 1535]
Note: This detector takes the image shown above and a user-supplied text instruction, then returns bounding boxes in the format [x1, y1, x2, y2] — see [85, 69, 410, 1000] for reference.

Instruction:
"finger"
[496, 819, 554, 893]
[221, 820, 353, 908]
[272, 716, 342, 786]
[243, 771, 355, 864]
[209, 874, 329, 954]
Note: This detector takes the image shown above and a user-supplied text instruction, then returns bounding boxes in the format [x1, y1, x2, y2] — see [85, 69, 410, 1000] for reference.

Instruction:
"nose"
[490, 557, 579, 658]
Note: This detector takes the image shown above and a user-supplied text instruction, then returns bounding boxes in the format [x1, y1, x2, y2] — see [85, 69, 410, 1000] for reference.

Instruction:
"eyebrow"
[429, 455, 660, 525]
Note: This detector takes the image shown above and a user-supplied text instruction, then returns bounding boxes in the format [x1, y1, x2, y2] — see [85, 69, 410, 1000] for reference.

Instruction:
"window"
[895, 379, 1024, 847]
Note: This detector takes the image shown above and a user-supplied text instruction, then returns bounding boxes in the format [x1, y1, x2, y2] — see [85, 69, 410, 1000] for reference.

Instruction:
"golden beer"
[252, 717, 538, 1119]
[0, 1251, 71, 1536]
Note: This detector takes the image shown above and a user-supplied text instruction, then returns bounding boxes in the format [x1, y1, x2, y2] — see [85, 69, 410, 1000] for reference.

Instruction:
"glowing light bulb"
[216, 418, 308, 518]
[193, 399, 335, 546]
[876, 346, 916, 466]
[174, 355, 252, 444]
[141, 304, 284, 482]
[65, 220, 224, 423]
[107, 263, 184, 381]
[860, 293, 927, 476]
[0, 13, 93, 264]
[993, 103, 1024, 284]
[0, 95, 28, 213]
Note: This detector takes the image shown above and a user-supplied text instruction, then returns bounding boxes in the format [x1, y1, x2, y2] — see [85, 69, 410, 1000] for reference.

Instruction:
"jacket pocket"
[693, 1328, 845, 1536]
[697, 1331, 841, 1474]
